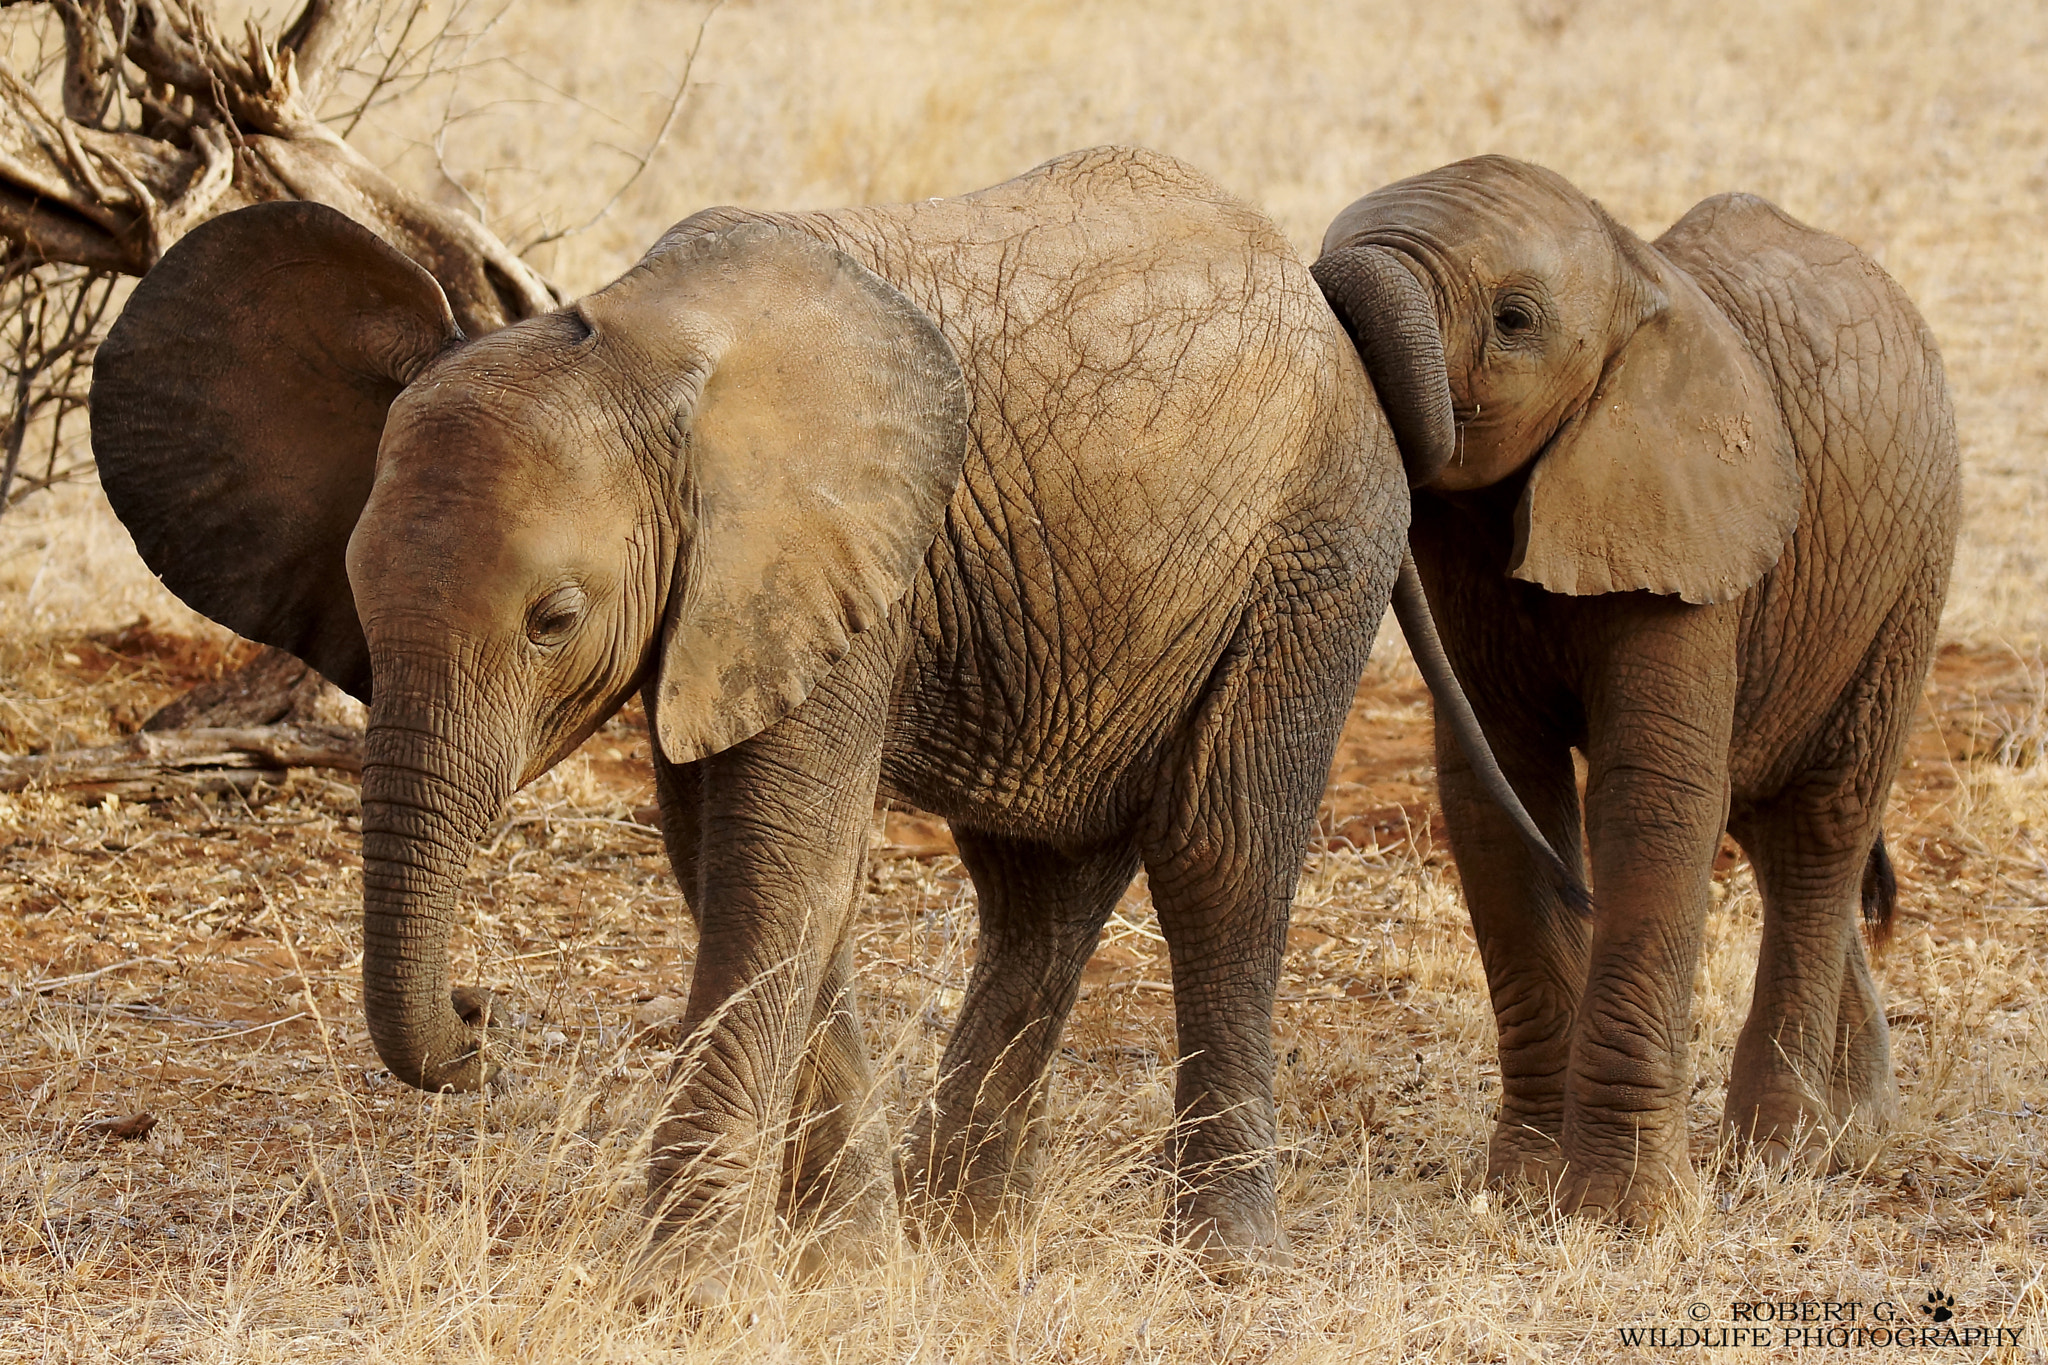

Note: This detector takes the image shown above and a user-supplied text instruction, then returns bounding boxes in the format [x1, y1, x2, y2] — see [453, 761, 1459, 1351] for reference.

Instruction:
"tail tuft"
[1551, 864, 1595, 918]
[1861, 832, 1898, 953]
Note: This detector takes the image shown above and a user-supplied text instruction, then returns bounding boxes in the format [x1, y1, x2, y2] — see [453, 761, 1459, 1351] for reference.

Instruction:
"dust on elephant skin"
[1314, 155, 1959, 1223]
[91, 146, 1405, 1289]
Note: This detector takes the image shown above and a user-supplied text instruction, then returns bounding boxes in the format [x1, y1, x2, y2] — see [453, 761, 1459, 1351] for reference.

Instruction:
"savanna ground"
[1, 0, 2045, 1359]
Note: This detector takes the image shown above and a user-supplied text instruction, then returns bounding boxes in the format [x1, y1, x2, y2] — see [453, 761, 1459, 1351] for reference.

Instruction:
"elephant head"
[1313, 155, 1797, 604]
[92, 202, 969, 1092]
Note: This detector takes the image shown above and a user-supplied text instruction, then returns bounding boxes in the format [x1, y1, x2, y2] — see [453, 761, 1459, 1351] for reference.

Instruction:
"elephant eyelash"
[525, 584, 589, 646]
[1485, 281, 1548, 343]
[1491, 296, 1540, 335]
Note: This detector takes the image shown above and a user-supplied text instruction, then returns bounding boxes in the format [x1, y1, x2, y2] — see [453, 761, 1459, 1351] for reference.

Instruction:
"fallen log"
[0, 723, 361, 800]
[139, 644, 349, 732]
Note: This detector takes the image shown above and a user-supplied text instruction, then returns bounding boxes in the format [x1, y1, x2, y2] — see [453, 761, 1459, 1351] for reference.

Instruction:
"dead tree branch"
[0, 723, 363, 799]
[0, 0, 565, 729]
[0, 0, 555, 316]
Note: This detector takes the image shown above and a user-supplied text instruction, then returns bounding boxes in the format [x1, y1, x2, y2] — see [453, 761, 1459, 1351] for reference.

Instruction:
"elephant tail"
[1392, 549, 1592, 916]
[1862, 832, 1898, 953]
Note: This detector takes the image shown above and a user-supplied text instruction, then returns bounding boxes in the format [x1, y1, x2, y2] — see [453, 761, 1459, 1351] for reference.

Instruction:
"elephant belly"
[834, 152, 1400, 845]
[877, 500, 1263, 844]
[878, 425, 1398, 844]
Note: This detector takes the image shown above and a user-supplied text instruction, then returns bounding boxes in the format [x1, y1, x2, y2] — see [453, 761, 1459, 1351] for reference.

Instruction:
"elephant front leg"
[1559, 617, 1737, 1223]
[638, 673, 891, 1300]
[902, 830, 1142, 1235]
[1432, 718, 1587, 1189]
[779, 924, 893, 1273]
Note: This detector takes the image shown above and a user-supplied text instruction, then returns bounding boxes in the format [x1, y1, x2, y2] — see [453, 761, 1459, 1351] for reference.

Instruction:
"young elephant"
[91, 147, 1428, 1285]
[1313, 156, 1959, 1220]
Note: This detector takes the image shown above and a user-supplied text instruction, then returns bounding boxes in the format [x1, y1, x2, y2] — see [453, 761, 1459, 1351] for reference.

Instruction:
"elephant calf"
[91, 147, 1436, 1287]
[1314, 157, 1959, 1221]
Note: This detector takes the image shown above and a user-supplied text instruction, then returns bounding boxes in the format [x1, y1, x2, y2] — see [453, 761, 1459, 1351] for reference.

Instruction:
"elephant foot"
[785, 1157, 897, 1283]
[1486, 1118, 1566, 1190]
[789, 1202, 892, 1285]
[900, 1181, 1018, 1245]
[625, 1187, 892, 1314]
[898, 1118, 1039, 1242]
[1827, 1037, 1900, 1161]
[621, 1225, 761, 1315]
[1826, 1079, 1899, 1168]
[1723, 1084, 1883, 1175]
[635, 1140, 766, 1311]
[1548, 1121, 1692, 1226]
[1552, 1157, 1690, 1227]
[1829, 1070, 1900, 1128]
[1168, 1197, 1292, 1279]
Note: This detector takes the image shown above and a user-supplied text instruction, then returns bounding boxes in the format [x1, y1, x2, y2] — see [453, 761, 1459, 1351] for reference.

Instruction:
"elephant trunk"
[359, 690, 517, 1093]
[1310, 244, 1456, 488]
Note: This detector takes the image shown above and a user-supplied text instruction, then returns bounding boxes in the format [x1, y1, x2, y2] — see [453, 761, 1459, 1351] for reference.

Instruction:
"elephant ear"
[588, 219, 969, 765]
[91, 201, 462, 700]
[1510, 247, 1797, 605]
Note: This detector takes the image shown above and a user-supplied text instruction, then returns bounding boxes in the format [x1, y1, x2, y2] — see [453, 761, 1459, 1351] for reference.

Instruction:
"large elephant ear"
[1510, 248, 1798, 605]
[91, 201, 462, 700]
[586, 219, 969, 765]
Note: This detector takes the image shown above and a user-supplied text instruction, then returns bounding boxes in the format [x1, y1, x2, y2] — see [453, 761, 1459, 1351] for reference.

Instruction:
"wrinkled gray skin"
[1313, 156, 1959, 1221]
[92, 148, 1408, 1286]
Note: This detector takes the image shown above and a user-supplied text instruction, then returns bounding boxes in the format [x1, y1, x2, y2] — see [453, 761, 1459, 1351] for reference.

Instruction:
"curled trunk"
[1310, 244, 1455, 488]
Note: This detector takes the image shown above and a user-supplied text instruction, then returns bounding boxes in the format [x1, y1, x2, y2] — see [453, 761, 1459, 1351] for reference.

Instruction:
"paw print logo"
[1920, 1290, 1956, 1323]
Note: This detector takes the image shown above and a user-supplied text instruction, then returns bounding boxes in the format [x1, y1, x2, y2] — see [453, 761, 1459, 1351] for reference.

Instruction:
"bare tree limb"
[0, 723, 364, 796]
[52, 0, 117, 125]
[0, 0, 565, 720]
[0, 0, 557, 307]
[279, 0, 379, 103]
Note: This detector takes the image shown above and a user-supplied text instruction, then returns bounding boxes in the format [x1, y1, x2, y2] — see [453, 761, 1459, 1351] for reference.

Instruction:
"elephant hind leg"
[1828, 918, 1897, 1143]
[901, 830, 1141, 1237]
[1727, 716, 1920, 1166]
[1723, 801, 1883, 1171]
[1828, 832, 1900, 1139]
[1725, 585, 1932, 1169]
[1138, 566, 1381, 1271]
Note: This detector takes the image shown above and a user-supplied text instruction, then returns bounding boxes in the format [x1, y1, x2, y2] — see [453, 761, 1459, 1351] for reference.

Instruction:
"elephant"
[90, 146, 1570, 1286]
[1312, 155, 1959, 1221]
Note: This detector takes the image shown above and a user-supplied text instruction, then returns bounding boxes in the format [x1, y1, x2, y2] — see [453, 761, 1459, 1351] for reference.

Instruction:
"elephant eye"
[526, 584, 587, 647]
[1493, 299, 1537, 334]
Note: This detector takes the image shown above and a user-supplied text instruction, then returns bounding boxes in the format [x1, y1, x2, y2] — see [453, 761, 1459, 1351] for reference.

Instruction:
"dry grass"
[2, 0, 2046, 1359]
